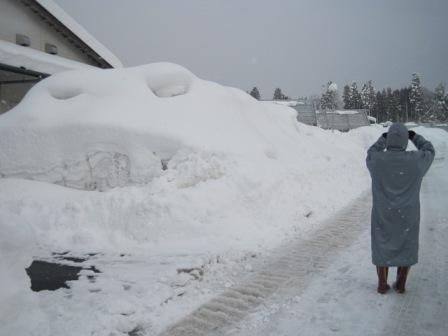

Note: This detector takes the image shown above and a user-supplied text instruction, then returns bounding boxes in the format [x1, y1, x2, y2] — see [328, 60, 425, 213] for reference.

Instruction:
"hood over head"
[386, 123, 408, 151]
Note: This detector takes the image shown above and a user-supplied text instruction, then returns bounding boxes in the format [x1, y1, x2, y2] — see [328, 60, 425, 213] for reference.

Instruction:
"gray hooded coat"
[366, 123, 435, 266]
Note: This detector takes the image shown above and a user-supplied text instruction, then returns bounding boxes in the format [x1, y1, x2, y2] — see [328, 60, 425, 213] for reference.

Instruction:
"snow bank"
[0, 62, 304, 190]
[367, 115, 377, 123]
[0, 62, 378, 253]
[0, 64, 386, 248]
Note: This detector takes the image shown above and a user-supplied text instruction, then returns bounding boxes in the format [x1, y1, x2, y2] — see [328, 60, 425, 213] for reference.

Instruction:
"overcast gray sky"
[55, 0, 448, 98]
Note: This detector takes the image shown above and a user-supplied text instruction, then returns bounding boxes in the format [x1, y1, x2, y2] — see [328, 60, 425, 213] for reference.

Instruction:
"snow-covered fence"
[317, 109, 370, 132]
[265, 100, 369, 131]
[294, 103, 317, 126]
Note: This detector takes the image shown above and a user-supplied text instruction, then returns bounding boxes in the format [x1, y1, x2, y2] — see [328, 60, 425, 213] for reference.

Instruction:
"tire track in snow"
[158, 193, 371, 336]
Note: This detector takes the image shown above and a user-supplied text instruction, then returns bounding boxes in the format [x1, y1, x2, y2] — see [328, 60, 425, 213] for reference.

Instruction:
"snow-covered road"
[159, 151, 448, 336]
[228, 151, 448, 336]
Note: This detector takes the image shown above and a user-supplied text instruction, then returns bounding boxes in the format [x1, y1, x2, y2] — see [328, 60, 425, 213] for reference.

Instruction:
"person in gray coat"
[366, 123, 435, 294]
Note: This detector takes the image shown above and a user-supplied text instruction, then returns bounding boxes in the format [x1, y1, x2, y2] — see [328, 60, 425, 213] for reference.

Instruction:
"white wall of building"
[0, 0, 96, 66]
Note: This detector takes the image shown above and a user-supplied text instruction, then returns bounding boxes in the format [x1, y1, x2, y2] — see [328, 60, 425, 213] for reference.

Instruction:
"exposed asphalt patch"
[26, 254, 101, 292]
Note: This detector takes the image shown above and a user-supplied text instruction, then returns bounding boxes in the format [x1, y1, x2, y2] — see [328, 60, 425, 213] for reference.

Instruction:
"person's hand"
[382, 133, 388, 139]
[408, 130, 416, 139]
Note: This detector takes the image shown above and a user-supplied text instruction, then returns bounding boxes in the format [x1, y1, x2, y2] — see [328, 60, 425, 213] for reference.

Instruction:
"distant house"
[0, 0, 122, 114]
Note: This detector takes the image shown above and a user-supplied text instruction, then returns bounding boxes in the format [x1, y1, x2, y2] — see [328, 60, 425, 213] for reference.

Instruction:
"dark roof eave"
[0, 62, 50, 78]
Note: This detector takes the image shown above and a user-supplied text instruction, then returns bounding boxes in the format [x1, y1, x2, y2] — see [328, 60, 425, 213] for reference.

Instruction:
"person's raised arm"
[409, 131, 435, 175]
[366, 133, 387, 171]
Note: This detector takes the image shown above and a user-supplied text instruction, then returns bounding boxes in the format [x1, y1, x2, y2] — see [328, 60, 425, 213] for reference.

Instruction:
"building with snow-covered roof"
[0, 0, 122, 113]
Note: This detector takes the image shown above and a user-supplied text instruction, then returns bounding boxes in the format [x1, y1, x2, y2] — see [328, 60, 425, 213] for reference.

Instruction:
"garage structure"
[0, 0, 122, 114]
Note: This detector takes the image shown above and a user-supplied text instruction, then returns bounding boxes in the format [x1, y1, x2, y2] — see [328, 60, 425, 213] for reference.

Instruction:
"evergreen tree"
[391, 89, 402, 122]
[373, 90, 386, 122]
[418, 87, 435, 122]
[273, 88, 282, 100]
[308, 94, 321, 111]
[361, 80, 376, 114]
[399, 87, 411, 122]
[320, 81, 338, 111]
[348, 81, 363, 109]
[410, 73, 424, 121]
[250, 87, 261, 100]
[342, 85, 351, 109]
[273, 88, 288, 100]
[385, 87, 393, 121]
[433, 82, 448, 121]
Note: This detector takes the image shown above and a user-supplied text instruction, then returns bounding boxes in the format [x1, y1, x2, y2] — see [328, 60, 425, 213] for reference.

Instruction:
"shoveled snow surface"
[0, 62, 445, 335]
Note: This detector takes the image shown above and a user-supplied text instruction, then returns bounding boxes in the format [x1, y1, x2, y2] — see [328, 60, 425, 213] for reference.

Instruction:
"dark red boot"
[376, 266, 390, 294]
[393, 266, 410, 293]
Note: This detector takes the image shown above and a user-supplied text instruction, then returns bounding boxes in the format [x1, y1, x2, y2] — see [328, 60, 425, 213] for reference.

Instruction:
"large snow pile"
[2, 62, 446, 335]
[0, 62, 375, 252]
[1, 62, 314, 191]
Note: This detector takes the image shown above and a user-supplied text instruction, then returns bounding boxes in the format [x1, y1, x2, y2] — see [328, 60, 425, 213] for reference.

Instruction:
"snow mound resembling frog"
[0, 63, 299, 191]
